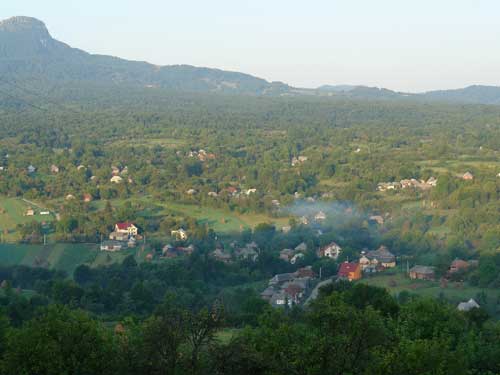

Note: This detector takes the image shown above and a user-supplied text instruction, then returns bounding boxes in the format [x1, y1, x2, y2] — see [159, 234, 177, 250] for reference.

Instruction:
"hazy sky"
[2, 0, 500, 92]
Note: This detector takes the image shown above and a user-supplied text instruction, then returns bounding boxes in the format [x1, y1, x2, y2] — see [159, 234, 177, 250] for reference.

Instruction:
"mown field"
[416, 157, 500, 177]
[0, 243, 142, 276]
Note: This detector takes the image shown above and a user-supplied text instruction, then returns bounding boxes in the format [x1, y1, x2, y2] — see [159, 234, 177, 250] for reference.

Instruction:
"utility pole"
[43, 234, 46, 246]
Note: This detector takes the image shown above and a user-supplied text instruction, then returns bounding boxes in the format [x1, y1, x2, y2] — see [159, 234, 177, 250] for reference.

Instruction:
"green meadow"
[0, 197, 55, 240]
[0, 243, 141, 276]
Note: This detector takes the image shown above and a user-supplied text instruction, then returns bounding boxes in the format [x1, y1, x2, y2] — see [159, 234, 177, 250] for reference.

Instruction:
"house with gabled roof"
[409, 265, 435, 281]
[338, 262, 362, 281]
[115, 222, 138, 236]
[365, 246, 396, 268]
[318, 242, 342, 260]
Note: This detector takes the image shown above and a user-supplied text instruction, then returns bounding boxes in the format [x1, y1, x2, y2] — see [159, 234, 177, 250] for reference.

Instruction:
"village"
[9, 161, 487, 316]
[377, 176, 438, 192]
[377, 171, 480, 193]
[257, 240, 481, 312]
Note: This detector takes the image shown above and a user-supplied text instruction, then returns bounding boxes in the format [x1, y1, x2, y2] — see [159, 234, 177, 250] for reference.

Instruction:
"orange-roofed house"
[338, 262, 362, 281]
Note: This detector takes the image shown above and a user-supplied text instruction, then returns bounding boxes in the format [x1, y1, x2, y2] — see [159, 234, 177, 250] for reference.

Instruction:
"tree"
[3, 305, 116, 375]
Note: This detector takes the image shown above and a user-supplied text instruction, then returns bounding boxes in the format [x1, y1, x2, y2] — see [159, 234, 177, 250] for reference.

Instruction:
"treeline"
[0, 281, 499, 374]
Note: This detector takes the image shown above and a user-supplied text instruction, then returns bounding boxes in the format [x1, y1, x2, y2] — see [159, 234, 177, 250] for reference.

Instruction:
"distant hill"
[317, 83, 500, 104]
[1, 16, 500, 103]
[0, 16, 290, 95]
[421, 85, 500, 105]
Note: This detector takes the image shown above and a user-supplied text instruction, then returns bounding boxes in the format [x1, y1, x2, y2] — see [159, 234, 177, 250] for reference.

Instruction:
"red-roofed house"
[114, 222, 138, 236]
[338, 262, 362, 281]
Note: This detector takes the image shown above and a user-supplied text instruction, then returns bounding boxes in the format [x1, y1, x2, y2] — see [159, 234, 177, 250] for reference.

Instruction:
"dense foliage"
[0, 282, 499, 375]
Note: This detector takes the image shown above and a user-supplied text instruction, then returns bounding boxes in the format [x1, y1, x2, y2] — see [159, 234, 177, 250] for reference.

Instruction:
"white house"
[171, 228, 188, 240]
[318, 242, 342, 260]
[110, 175, 123, 183]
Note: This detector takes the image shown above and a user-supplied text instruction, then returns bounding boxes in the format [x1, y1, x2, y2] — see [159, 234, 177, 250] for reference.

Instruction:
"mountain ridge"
[1, 16, 500, 103]
[0, 16, 289, 95]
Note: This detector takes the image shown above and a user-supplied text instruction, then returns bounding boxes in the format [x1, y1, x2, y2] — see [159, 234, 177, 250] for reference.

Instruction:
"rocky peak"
[0, 16, 50, 36]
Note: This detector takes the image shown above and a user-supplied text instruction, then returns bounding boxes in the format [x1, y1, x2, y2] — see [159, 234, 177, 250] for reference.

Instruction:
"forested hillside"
[2, 16, 500, 103]
[0, 16, 289, 95]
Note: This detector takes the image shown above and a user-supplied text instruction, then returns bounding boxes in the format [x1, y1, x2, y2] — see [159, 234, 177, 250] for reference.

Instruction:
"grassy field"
[0, 243, 142, 276]
[0, 198, 54, 241]
[165, 202, 290, 233]
[359, 271, 500, 311]
[417, 158, 500, 175]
